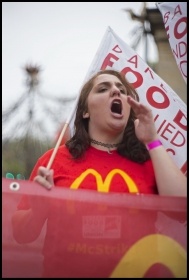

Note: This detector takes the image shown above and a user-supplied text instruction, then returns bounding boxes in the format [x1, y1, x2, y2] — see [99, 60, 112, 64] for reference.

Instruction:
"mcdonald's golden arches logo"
[110, 234, 186, 278]
[70, 168, 139, 193]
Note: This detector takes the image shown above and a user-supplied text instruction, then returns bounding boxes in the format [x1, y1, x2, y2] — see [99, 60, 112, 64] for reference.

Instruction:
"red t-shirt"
[16, 145, 158, 277]
[29, 145, 158, 195]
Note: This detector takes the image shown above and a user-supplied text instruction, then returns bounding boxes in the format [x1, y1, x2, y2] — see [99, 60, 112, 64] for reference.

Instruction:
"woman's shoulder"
[143, 158, 154, 168]
[143, 158, 156, 179]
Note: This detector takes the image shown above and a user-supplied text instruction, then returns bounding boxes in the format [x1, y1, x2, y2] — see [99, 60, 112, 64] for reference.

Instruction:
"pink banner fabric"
[2, 178, 187, 278]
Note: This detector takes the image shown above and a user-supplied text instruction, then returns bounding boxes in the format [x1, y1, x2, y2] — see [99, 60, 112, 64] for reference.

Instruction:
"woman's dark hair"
[66, 69, 150, 163]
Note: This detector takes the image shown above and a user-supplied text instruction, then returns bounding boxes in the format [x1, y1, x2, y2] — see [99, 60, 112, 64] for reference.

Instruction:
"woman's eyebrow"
[96, 81, 124, 87]
[95, 81, 110, 87]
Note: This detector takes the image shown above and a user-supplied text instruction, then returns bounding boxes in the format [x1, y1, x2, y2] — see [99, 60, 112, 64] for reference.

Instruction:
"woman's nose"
[110, 87, 120, 97]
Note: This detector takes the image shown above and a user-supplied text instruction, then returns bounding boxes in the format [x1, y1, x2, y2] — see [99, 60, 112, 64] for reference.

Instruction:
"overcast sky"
[2, 2, 157, 139]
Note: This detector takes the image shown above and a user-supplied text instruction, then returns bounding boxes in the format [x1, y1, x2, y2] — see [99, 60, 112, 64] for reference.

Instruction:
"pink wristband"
[146, 140, 162, 150]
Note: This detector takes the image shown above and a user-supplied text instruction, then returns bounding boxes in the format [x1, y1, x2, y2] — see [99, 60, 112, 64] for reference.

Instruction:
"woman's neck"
[90, 137, 121, 154]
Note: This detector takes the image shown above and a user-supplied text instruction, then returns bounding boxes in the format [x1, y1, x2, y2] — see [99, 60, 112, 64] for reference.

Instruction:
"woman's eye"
[99, 88, 107, 92]
[120, 89, 126, 94]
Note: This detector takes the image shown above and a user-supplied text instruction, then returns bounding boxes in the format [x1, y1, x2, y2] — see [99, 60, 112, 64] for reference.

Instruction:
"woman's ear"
[83, 112, 89, 119]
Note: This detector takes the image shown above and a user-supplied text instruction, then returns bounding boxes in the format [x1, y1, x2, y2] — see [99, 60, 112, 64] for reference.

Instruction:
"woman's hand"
[33, 166, 54, 190]
[127, 96, 158, 144]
